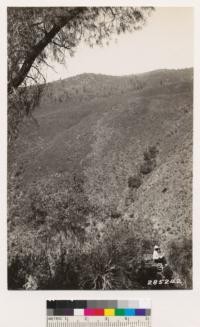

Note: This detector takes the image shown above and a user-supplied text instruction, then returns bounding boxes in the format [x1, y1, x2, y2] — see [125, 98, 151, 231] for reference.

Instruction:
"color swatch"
[47, 300, 151, 317]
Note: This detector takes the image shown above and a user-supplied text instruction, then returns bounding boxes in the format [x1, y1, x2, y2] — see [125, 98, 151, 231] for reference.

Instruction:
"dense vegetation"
[8, 163, 192, 289]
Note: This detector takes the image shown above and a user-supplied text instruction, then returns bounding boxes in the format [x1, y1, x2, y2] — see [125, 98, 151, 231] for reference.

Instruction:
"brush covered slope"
[8, 68, 193, 290]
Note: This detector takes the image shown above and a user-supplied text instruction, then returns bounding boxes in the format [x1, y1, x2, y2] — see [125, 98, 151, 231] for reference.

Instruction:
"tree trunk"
[8, 8, 86, 93]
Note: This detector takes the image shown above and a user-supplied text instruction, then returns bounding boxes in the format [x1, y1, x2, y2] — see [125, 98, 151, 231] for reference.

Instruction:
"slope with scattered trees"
[8, 69, 193, 289]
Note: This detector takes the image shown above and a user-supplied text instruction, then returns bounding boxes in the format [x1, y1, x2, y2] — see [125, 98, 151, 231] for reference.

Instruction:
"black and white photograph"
[7, 6, 193, 290]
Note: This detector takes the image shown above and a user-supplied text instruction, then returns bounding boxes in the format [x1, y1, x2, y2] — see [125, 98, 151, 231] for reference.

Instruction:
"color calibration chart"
[47, 300, 151, 327]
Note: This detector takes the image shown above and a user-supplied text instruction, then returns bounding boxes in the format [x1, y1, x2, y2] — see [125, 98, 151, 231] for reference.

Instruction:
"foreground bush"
[167, 238, 192, 289]
[8, 188, 155, 290]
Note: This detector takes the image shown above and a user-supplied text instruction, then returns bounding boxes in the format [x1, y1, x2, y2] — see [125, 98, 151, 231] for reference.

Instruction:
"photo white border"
[0, 1, 200, 326]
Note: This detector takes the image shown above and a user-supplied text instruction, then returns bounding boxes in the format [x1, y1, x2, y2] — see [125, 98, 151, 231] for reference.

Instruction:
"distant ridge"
[40, 68, 193, 107]
[47, 67, 193, 84]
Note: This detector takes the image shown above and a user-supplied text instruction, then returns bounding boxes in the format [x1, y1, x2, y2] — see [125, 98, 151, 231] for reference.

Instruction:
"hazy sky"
[45, 7, 193, 82]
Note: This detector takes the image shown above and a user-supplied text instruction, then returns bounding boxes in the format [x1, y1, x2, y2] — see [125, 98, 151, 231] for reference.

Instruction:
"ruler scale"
[47, 317, 151, 327]
[47, 301, 151, 327]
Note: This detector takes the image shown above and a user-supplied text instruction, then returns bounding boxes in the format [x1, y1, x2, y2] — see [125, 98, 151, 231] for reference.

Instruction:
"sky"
[45, 7, 193, 82]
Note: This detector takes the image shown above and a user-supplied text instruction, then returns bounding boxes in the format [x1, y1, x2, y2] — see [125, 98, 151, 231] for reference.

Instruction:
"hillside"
[8, 68, 193, 290]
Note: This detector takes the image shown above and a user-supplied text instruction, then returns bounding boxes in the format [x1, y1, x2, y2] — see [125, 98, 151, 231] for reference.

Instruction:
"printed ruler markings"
[47, 317, 151, 327]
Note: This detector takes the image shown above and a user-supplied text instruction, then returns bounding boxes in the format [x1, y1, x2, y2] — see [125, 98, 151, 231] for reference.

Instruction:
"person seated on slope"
[153, 245, 167, 266]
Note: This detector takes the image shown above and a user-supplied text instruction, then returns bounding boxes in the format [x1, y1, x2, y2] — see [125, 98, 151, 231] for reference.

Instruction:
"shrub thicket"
[168, 238, 192, 289]
[8, 215, 148, 289]
[8, 142, 191, 290]
[128, 175, 142, 189]
[140, 145, 158, 175]
[8, 170, 157, 290]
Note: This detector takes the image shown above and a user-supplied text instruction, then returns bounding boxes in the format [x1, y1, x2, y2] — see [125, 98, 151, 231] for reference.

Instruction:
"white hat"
[154, 245, 159, 249]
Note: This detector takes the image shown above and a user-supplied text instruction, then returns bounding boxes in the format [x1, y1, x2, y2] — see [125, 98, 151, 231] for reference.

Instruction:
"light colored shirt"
[153, 250, 165, 260]
[153, 250, 160, 260]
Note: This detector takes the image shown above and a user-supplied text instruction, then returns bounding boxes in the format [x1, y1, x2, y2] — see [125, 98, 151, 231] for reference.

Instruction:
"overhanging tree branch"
[8, 8, 87, 93]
